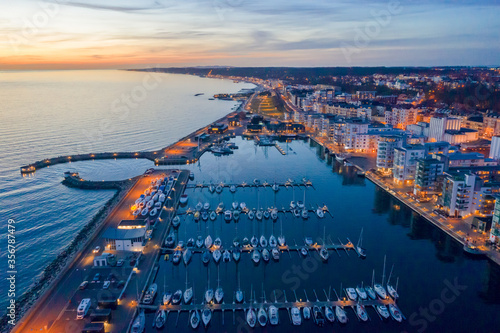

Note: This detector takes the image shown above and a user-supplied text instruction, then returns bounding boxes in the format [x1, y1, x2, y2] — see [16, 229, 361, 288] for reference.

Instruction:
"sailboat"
[251, 249, 260, 263]
[215, 266, 224, 303]
[319, 227, 329, 261]
[356, 303, 368, 322]
[131, 311, 145, 333]
[233, 247, 241, 262]
[235, 272, 244, 303]
[324, 306, 335, 323]
[171, 290, 182, 305]
[333, 288, 348, 324]
[205, 268, 214, 304]
[190, 309, 200, 329]
[387, 264, 399, 299]
[202, 309, 212, 328]
[162, 275, 172, 305]
[260, 235, 268, 247]
[374, 256, 388, 299]
[196, 235, 204, 248]
[248, 209, 255, 220]
[356, 228, 367, 259]
[247, 307, 257, 328]
[269, 235, 277, 247]
[278, 218, 286, 246]
[376, 304, 390, 319]
[365, 270, 377, 300]
[268, 305, 279, 325]
[184, 271, 193, 304]
[291, 306, 302, 325]
[272, 182, 279, 192]
[154, 309, 166, 329]
[346, 288, 358, 301]
[389, 304, 403, 322]
[251, 235, 258, 247]
[205, 235, 213, 249]
[209, 211, 217, 221]
[356, 283, 368, 300]
[258, 306, 268, 326]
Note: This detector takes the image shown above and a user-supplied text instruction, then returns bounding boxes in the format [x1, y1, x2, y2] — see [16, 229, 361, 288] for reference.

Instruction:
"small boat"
[230, 185, 236, 193]
[271, 248, 280, 261]
[216, 202, 224, 213]
[231, 201, 239, 210]
[196, 236, 204, 248]
[301, 209, 309, 219]
[304, 237, 313, 246]
[303, 307, 311, 320]
[204, 202, 210, 210]
[233, 237, 240, 247]
[374, 284, 387, 299]
[223, 250, 231, 262]
[256, 210, 263, 221]
[202, 309, 211, 328]
[278, 235, 285, 247]
[132, 208, 141, 217]
[316, 208, 324, 218]
[271, 210, 278, 220]
[376, 304, 390, 319]
[142, 283, 157, 304]
[388, 304, 402, 322]
[261, 248, 270, 262]
[253, 178, 260, 185]
[214, 237, 222, 247]
[300, 247, 308, 257]
[165, 231, 175, 248]
[290, 201, 296, 209]
[172, 216, 181, 228]
[247, 210, 255, 220]
[172, 250, 181, 264]
[155, 309, 166, 329]
[313, 306, 325, 327]
[233, 247, 241, 262]
[201, 211, 209, 221]
[177, 240, 185, 249]
[325, 306, 335, 323]
[179, 194, 189, 204]
[242, 237, 249, 247]
[202, 251, 210, 265]
[319, 248, 329, 261]
[260, 235, 268, 247]
[365, 286, 377, 300]
[240, 202, 246, 210]
[251, 236, 258, 248]
[213, 249, 221, 263]
[196, 202, 203, 211]
[131, 311, 145, 333]
[293, 209, 300, 218]
[263, 210, 270, 219]
[268, 305, 279, 325]
[210, 211, 217, 221]
[208, 185, 215, 193]
[215, 185, 223, 193]
[356, 286, 368, 300]
[224, 210, 232, 222]
[141, 207, 149, 216]
[272, 183, 279, 192]
[258, 307, 268, 326]
[193, 211, 200, 221]
[215, 287, 224, 303]
[387, 284, 399, 299]
[233, 210, 240, 221]
[163, 291, 172, 305]
[189, 172, 194, 180]
[171, 290, 182, 305]
[247, 308, 257, 328]
[291, 307, 302, 325]
[336, 306, 348, 324]
[205, 235, 213, 248]
[183, 249, 192, 265]
[146, 200, 154, 209]
[236, 289, 244, 303]
[252, 250, 260, 263]
[357, 228, 367, 259]
[190, 309, 200, 329]
[346, 288, 358, 301]
[184, 287, 193, 304]
[297, 200, 304, 209]
[356, 304, 368, 322]
[205, 288, 214, 304]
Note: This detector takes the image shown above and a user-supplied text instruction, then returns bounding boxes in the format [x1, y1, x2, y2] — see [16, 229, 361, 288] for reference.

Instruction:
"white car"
[93, 246, 100, 253]
[103, 281, 110, 289]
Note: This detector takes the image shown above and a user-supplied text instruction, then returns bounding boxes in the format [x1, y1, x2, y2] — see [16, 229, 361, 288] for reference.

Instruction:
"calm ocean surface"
[0, 70, 254, 314]
[1, 70, 499, 332]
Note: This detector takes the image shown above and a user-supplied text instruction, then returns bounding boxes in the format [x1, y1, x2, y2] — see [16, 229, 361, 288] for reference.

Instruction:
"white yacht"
[268, 305, 279, 325]
[155, 309, 166, 329]
[210, 211, 217, 221]
[230, 185, 236, 193]
[376, 304, 390, 319]
[260, 235, 268, 247]
[184, 287, 193, 304]
[213, 249, 221, 263]
[336, 306, 348, 324]
[246, 308, 257, 328]
[251, 250, 260, 263]
[346, 288, 358, 301]
[303, 307, 311, 320]
[325, 306, 335, 323]
[316, 207, 324, 218]
[240, 202, 246, 210]
[190, 309, 200, 329]
[215, 287, 224, 304]
[205, 288, 214, 304]
[356, 286, 368, 300]
[291, 307, 302, 325]
[202, 309, 212, 328]
[374, 284, 387, 299]
[205, 235, 213, 249]
[248, 210, 255, 220]
[258, 307, 268, 326]
[388, 304, 403, 322]
[356, 304, 368, 322]
[224, 210, 232, 221]
[232, 201, 239, 210]
[131, 311, 145, 333]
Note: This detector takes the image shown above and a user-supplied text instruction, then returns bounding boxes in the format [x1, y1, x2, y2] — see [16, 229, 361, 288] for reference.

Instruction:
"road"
[15, 169, 188, 333]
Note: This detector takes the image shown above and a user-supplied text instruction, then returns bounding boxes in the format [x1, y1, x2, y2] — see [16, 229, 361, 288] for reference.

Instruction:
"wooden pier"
[186, 180, 313, 190]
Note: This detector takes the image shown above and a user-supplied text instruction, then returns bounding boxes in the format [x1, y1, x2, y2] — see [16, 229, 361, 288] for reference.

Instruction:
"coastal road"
[15, 169, 188, 333]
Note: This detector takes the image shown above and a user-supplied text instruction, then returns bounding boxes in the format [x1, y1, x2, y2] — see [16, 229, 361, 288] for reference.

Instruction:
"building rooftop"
[447, 152, 485, 160]
[102, 227, 145, 240]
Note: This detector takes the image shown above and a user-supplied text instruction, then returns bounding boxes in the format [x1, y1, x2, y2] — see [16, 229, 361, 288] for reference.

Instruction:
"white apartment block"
[393, 145, 425, 184]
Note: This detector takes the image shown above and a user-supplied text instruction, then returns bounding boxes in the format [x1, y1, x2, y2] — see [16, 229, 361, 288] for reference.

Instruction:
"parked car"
[93, 273, 100, 282]
[93, 246, 101, 253]
[117, 280, 125, 288]
[79, 281, 88, 290]
[116, 259, 124, 267]
[103, 281, 110, 289]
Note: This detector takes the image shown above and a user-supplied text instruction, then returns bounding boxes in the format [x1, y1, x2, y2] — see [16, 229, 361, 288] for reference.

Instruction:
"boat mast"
[382, 255, 387, 286]
[357, 228, 363, 248]
[371, 269, 375, 288]
[387, 264, 394, 285]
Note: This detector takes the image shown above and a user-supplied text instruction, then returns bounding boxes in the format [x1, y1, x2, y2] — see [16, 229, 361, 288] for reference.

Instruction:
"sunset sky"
[1, 0, 499, 69]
